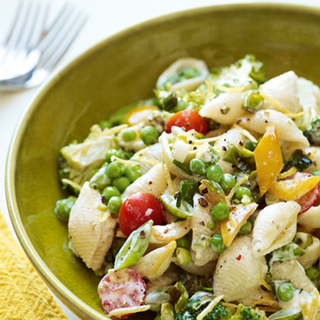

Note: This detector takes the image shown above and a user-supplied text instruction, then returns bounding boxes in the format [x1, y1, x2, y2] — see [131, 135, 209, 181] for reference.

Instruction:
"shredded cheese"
[227, 176, 249, 201]
[61, 179, 81, 191]
[233, 124, 258, 143]
[277, 167, 297, 180]
[253, 296, 276, 305]
[152, 219, 191, 241]
[193, 135, 224, 145]
[108, 305, 151, 317]
[205, 80, 214, 97]
[161, 154, 175, 195]
[115, 229, 127, 238]
[255, 306, 280, 312]
[98, 211, 111, 222]
[216, 85, 246, 93]
[260, 92, 291, 113]
[302, 289, 320, 320]
[111, 156, 138, 165]
[284, 111, 304, 118]
[196, 295, 224, 320]
[102, 124, 128, 136]
[152, 241, 176, 276]
[308, 149, 318, 160]
[131, 156, 160, 165]
[258, 274, 272, 291]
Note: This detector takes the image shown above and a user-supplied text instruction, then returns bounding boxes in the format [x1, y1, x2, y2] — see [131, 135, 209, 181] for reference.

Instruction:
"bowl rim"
[5, 2, 320, 319]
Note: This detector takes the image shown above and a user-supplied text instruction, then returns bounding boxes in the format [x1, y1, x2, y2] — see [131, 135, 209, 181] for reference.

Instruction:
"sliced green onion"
[222, 144, 241, 165]
[176, 247, 191, 265]
[172, 159, 192, 175]
[242, 90, 264, 114]
[293, 232, 313, 249]
[194, 235, 210, 248]
[287, 149, 314, 172]
[114, 220, 153, 270]
[168, 282, 189, 313]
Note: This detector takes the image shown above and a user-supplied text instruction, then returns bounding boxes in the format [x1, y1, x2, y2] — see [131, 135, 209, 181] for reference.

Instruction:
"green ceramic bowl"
[5, 3, 320, 319]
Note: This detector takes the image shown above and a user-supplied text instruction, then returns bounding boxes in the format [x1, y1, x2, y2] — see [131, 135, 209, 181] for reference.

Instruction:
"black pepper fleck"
[198, 198, 208, 207]
[202, 188, 208, 194]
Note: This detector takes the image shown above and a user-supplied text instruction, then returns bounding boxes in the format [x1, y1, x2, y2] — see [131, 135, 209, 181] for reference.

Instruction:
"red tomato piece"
[296, 184, 320, 214]
[119, 192, 164, 236]
[294, 172, 320, 214]
[98, 268, 146, 318]
[165, 109, 208, 135]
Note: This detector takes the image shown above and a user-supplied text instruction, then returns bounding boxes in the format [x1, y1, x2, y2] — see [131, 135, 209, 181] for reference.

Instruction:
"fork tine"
[6, 1, 32, 50]
[2, 0, 22, 46]
[37, 3, 73, 53]
[16, 2, 39, 51]
[28, 2, 50, 50]
[43, 12, 87, 70]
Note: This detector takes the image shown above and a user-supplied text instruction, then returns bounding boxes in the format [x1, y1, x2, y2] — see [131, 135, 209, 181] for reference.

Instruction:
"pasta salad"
[55, 55, 320, 320]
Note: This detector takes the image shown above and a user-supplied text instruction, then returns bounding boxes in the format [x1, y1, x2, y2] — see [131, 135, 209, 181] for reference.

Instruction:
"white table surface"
[1, 0, 320, 318]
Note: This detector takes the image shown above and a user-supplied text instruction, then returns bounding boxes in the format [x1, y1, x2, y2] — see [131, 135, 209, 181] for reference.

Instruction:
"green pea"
[176, 235, 191, 249]
[108, 161, 125, 178]
[105, 149, 124, 163]
[102, 186, 121, 203]
[210, 234, 226, 253]
[125, 165, 142, 182]
[176, 247, 190, 265]
[277, 283, 295, 302]
[211, 202, 229, 222]
[206, 164, 223, 183]
[108, 196, 123, 214]
[190, 159, 206, 175]
[99, 120, 112, 129]
[220, 173, 236, 191]
[122, 128, 137, 142]
[312, 170, 320, 177]
[140, 126, 159, 145]
[122, 150, 134, 160]
[90, 165, 111, 190]
[112, 177, 131, 193]
[206, 220, 216, 231]
[234, 186, 251, 200]
[306, 267, 319, 281]
[154, 316, 161, 320]
[55, 196, 77, 220]
[238, 221, 252, 236]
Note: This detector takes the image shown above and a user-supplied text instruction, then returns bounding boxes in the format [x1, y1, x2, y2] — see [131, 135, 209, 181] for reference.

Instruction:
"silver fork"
[0, 1, 48, 83]
[0, 3, 87, 91]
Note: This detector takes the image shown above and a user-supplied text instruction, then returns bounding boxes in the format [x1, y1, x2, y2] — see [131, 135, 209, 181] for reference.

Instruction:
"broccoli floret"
[175, 292, 267, 320]
[204, 303, 232, 320]
[177, 272, 208, 296]
[59, 125, 118, 187]
[296, 77, 320, 145]
[303, 118, 320, 145]
[205, 55, 266, 89]
[230, 304, 266, 320]
[176, 294, 231, 320]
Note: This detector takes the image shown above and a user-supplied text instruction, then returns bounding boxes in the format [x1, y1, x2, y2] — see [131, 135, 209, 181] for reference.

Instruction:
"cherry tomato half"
[165, 109, 208, 135]
[98, 268, 146, 318]
[119, 192, 164, 236]
[294, 172, 320, 214]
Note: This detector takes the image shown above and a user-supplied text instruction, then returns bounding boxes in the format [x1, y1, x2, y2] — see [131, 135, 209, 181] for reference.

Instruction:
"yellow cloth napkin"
[0, 211, 68, 320]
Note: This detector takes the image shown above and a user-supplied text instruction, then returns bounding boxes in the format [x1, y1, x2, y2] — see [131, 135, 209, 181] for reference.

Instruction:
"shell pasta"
[55, 55, 320, 319]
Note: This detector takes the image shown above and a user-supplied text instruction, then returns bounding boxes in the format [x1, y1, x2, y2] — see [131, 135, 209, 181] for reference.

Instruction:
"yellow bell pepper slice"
[268, 176, 320, 201]
[151, 218, 191, 241]
[125, 105, 159, 126]
[221, 203, 258, 247]
[254, 124, 283, 196]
